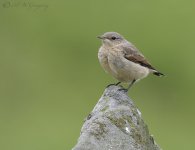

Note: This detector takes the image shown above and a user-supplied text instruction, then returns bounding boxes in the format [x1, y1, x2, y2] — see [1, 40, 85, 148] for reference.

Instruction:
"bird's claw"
[106, 82, 121, 88]
[106, 84, 116, 88]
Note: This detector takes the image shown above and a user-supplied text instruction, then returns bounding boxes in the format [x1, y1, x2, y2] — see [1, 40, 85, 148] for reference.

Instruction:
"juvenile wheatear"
[97, 32, 164, 91]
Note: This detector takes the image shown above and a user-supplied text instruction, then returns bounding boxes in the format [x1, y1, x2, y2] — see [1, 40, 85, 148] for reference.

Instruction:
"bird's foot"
[106, 83, 116, 88]
[118, 79, 136, 92]
[106, 82, 121, 88]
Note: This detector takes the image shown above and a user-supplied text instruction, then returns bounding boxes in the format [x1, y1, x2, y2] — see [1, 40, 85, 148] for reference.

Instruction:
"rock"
[72, 85, 161, 150]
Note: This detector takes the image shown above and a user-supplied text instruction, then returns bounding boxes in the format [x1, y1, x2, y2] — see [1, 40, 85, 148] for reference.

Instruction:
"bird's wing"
[125, 53, 156, 70]
[121, 43, 156, 70]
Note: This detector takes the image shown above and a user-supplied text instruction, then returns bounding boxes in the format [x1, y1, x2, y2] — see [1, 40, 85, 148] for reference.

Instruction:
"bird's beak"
[97, 35, 104, 39]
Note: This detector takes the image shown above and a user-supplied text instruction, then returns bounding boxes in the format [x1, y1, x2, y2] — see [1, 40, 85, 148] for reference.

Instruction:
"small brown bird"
[97, 32, 164, 91]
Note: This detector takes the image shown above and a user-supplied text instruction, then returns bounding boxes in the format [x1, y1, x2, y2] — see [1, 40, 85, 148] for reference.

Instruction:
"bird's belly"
[108, 56, 150, 83]
[120, 61, 149, 82]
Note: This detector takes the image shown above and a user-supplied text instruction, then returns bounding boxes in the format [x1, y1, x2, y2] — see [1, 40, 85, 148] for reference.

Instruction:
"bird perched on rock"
[97, 32, 164, 92]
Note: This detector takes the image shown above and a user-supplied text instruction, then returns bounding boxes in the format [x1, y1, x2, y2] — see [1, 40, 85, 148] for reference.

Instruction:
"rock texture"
[72, 85, 161, 150]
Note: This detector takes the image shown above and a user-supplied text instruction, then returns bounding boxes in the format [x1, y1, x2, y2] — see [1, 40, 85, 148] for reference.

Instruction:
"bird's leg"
[115, 82, 121, 86]
[118, 79, 136, 92]
[127, 79, 136, 91]
[106, 82, 121, 88]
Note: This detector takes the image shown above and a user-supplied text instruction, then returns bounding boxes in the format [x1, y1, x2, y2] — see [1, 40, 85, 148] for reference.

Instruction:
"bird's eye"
[111, 36, 117, 40]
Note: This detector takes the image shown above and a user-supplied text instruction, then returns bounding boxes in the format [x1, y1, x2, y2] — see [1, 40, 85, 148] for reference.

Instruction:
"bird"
[97, 32, 164, 92]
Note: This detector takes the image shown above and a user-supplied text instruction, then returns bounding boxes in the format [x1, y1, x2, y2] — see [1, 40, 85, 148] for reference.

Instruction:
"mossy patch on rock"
[90, 122, 107, 140]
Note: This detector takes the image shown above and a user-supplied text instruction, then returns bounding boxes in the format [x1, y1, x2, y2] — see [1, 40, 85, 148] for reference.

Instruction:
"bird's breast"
[98, 47, 112, 74]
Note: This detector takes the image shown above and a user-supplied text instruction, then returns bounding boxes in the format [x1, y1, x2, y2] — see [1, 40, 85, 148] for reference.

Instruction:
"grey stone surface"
[72, 85, 161, 150]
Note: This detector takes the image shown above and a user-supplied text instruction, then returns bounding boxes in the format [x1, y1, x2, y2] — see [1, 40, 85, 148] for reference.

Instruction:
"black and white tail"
[153, 71, 164, 77]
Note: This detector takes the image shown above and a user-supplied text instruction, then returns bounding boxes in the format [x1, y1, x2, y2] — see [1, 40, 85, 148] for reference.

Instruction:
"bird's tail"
[153, 71, 165, 77]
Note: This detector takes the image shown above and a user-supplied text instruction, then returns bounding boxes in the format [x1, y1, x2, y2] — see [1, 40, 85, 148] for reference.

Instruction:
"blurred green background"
[0, 0, 195, 149]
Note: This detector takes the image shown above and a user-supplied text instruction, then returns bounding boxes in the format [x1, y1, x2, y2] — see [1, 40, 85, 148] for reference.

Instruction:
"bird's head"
[97, 32, 125, 47]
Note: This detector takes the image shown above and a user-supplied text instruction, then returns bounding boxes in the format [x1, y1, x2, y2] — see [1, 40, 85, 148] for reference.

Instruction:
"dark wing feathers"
[121, 44, 156, 70]
[120, 43, 164, 76]
[124, 54, 156, 70]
